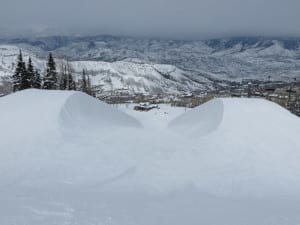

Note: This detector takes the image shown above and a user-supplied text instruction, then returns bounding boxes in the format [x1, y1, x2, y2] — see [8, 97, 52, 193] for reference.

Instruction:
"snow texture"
[1, 90, 300, 225]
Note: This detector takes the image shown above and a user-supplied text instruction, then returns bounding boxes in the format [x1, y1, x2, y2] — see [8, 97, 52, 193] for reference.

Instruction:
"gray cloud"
[0, 0, 300, 39]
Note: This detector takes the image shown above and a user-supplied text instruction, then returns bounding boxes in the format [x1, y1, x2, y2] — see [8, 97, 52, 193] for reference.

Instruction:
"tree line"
[12, 50, 93, 96]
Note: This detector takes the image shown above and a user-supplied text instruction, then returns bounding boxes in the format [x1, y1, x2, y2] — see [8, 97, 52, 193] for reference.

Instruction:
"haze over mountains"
[1, 36, 300, 95]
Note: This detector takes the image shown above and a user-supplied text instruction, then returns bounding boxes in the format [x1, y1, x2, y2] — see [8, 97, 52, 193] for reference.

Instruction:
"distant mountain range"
[1, 36, 300, 95]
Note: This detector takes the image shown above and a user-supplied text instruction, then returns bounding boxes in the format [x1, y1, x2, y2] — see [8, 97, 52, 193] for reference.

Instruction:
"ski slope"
[0, 89, 140, 145]
[169, 98, 300, 197]
[1, 90, 300, 225]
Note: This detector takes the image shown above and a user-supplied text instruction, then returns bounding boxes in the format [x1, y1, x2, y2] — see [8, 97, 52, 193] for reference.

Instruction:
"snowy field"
[1, 89, 300, 225]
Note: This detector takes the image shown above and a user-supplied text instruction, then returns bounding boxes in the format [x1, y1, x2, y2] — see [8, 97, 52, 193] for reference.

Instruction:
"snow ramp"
[169, 97, 300, 139]
[169, 98, 300, 197]
[59, 91, 141, 130]
[168, 98, 224, 136]
[0, 89, 141, 140]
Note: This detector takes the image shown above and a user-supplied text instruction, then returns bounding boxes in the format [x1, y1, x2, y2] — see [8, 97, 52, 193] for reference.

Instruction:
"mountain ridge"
[0, 36, 300, 95]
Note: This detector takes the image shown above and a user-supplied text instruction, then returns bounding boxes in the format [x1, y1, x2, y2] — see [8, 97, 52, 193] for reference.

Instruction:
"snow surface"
[1, 90, 300, 225]
[169, 98, 300, 197]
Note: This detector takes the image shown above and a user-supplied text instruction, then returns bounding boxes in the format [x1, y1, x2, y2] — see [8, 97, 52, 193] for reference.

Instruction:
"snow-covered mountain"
[0, 45, 212, 95]
[1, 36, 300, 94]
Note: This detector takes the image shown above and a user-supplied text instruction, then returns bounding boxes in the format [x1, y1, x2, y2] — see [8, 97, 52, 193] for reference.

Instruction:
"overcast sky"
[1, 0, 300, 39]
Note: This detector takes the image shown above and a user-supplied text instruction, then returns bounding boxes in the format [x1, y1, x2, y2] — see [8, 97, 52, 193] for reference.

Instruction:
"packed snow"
[169, 98, 300, 197]
[1, 89, 300, 225]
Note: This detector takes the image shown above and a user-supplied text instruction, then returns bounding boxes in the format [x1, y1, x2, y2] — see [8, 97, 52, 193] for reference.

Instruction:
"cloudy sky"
[0, 0, 299, 39]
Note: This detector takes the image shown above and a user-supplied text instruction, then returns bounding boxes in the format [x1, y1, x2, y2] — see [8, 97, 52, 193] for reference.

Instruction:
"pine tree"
[65, 62, 76, 90]
[59, 65, 68, 90]
[87, 74, 93, 96]
[81, 69, 87, 93]
[26, 57, 35, 88]
[32, 69, 42, 89]
[19, 58, 31, 90]
[68, 73, 77, 90]
[43, 53, 57, 90]
[12, 50, 26, 92]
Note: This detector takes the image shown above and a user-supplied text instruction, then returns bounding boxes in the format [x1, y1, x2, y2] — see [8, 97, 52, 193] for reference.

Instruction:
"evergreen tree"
[81, 69, 87, 93]
[26, 57, 35, 88]
[32, 69, 42, 89]
[12, 50, 26, 92]
[87, 74, 93, 96]
[19, 58, 31, 90]
[66, 62, 76, 90]
[68, 73, 77, 90]
[59, 65, 68, 90]
[58, 62, 76, 91]
[43, 53, 57, 89]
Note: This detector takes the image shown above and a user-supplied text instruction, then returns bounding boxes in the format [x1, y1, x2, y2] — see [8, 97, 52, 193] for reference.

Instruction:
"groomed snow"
[169, 98, 300, 197]
[0, 89, 140, 142]
[1, 90, 300, 225]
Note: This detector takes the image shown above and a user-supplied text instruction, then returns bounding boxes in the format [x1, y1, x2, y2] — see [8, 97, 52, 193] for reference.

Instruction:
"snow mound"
[0, 89, 140, 139]
[169, 97, 300, 139]
[169, 98, 300, 197]
[59, 91, 141, 130]
[168, 98, 224, 135]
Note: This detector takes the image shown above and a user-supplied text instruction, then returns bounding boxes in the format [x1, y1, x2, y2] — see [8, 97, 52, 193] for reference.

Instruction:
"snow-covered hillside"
[1, 36, 300, 83]
[2, 36, 300, 95]
[1, 90, 300, 225]
[0, 45, 212, 95]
